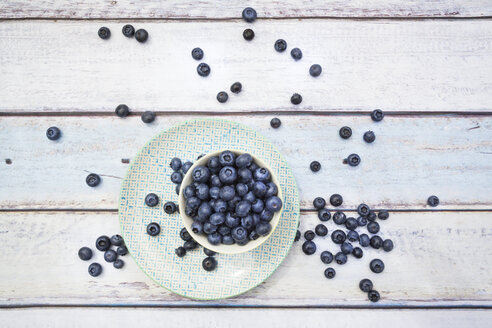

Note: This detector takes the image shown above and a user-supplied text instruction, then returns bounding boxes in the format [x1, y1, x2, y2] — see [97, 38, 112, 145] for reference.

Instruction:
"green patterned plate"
[118, 118, 300, 300]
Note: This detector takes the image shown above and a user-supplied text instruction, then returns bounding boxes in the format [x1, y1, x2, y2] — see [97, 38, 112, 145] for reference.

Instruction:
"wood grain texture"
[2, 115, 491, 210]
[1, 0, 491, 19]
[0, 20, 491, 113]
[1, 211, 491, 306]
[2, 308, 492, 328]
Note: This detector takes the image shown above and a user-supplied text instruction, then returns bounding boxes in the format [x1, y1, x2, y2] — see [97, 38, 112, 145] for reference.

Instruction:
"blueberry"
[219, 186, 235, 201]
[217, 91, 229, 103]
[176, 184, 181, 195]
[110, 234, 124, 246]
[383, 239, 394, 252]
[295, 230, 301, 242]
[146, 222, 161, 236]
[318, 208, 331, 222]
[225, 213, 240, 228]
[204, 248, 216, 256]
[290, 47, 302, 60]
[141, 111, 155, 123]
[122, 24, 135, 37]
[175, 247, 186, 257]
[209, 199, 216, 208]
[83, 173, 103, 189]
[145, 193, 159, 207]
[193, 165, 211, 183]
[359, 234, 370, 247]
[335, 252, 347, 265]
[115, 104, 130, 117]
[248, 162, 259, 172]
[243, 28, 255, 41]
[235, 154, 251, 168]
[210, 175, 223, 187]
[313, 197, 326, 210]
[203, 222, 217, 234]
[324, 267, 336, 279]
[88, 263, 102, 277]
[232, 226, 248, 241]
[191, 47, 204, 60]
[249, 230, 260, 240]
[222, 235, 235, 245]
[183, 240, 199, 250]
[235, 200, 251, 217]
[236, 183, 248, 197]
[270, 118, 281, 129]
[315, 224, 328, 237]
[260, 209, 273, 221]
[254, 168, 271, 182]
[320, 251, 333, 264]
[184, 185, 196, 199]
[238, 168, 253, 183]
[191, 221, 203, 234]
[357, 216, 367, 227]
[302, 240, 316, 255]
[341, 242, 353, 255]
[370, 235, 383, 249]
[242, 7, 257, 22]
[357, 204, 370, 217]
[46, 126, 63, 141]
[333, 211, 346, 225]
[171, 172, 183, 184]
[98, 27, 110, 40]
[378, 210, 389, 220]
[198, 202, 213, 220]
[164, 202, 177, 214]
[352, 247, 363, 258]
[211, 213, 227, 226]
[78, 247, 93, 261]
[113, 259, 125, 269]
[218, 225, 231, 236]
[347, 230, 359, 242]
[251, 199, 264, 213]
[117, 245, 128, 256]
[95, 236, 111, 251]
[246, 180, 255, 191]
[265, 196, 282, 212]
[304, 230, 315, 241]
[219, 166, 237, 184]
[197, 154, 205, 160]
[291, 93, 302, 105]
[368, 290, 380, 302]
[180, 227, 192, 241]
[363, 131, 376, 143]
[347, 154, 361, 167]
[331, 230, 346, 244]
[427, 195, 440, 207]
[345, 217, 358, 231]
[339, 126, 352, 139]
[230, 82, 242, 94]
[370, 259, 385, 273]
[186, 196, 201, 210]
[182, 161, 193, 174]
[330, 194, 343, 207]
[135, 29, 148, 43]
[202, 256, 217, 271]
[104, 249, 117, 262]
[359, 279, 373, 293]
[252, 213, 260, 226]
[170, 157, 182, 171]
[309, 64, 322, 77]
[219, 151, 235, 166]
[367, 221, 380, 234]
[367, 211, 377, 221]
[227, 196, 241, 212]
[252, 182, 266, 198]
[256, 221, 272, 236]
[272, 37, 288, 52]
[371, 109, 384, 122]
[310, 161, 321, 172]
[197, 63, 211, 77]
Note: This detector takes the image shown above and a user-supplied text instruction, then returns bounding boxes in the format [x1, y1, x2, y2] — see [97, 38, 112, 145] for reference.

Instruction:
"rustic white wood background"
[1, 0, 492, 326]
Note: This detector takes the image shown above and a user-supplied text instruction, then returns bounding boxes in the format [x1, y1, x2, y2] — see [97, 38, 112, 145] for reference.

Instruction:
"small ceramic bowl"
[179, 150, 284, 254]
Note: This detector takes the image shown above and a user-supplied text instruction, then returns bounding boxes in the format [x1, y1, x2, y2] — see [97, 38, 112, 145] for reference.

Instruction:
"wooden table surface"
[1, 1, 492, 326]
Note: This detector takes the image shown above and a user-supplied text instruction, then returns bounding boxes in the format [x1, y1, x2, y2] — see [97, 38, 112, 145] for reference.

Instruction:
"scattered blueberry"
[175, 246, 187, 257]
[146, 222, 161, 236]
[341, 242, 353, 255]
[243, 28, 255, 41]
[346, 154, 361, 167]
[302, 240, 316, 255]
[367, 211, 377, 221]
[230, 82, 242, 94]
[363, 131, 376, 143]
[204, 248, 216, 256]
[46, 126, 61, 141]
[309, 64, 322, 77]
[315, 224, 328, 237]
[145, 193, 159, 207]
[371, 109, 384, 122]
[115, 104, 130, 117]
[383, 239, 394, 252]
[295, 230, 301, 242]
[98, 27, 110, 40]
[78, 247, 93, 261]
[86, 173, 101, 187]
[318, 208, 331, 222]
[310, 161, 321, 172]
[113, 259, 124, 269]
[335, 252, 348, 265]
[117, 245, 128, 256]
[110, 235, 124, 246]
[274, 39, 287, 52]
[202, 256, 217, 271]
[197, 63, 211, 77]
[122, 24, 135, 37]
[182, 161, 193, 174]
[324, 267, 336, 279]
[180, 227, 192, 242]
[370, 235, 383, 249]
[345, 217, 358, 231]
[95, 236, 110, 251]
[304, 230, 315, 241]
[367, 221, 380, 234]
[359, 279, 373, 293]
[368, 290, 380, 302]
[242, 7, 257, 22]
[357, 216, 367, 227]
[164, 202, 177, 214]
[378, 210, 389, 220]
[347, 230, 359, 242]
[291, 93, 302, 105]
[141, 111, 155, 123]
[88, 263, 102, 277]
[331, 229, 346, 244]
[184, 240, 199, 250]
[270, 118, 281, 129]
[333, 211, 346, 225]
[330, 194, 343, 207]
[357, 204, 370, 217]
[339, 126, 352, 139]
[370, 259, 385, 273]
[290, 48, 302, 60]
[320, 251, 334, 264]
[217, 91, 229, 103]
[170, 157, 182, 171]
[359, 233, 370, 247]
[191, 47, 204, 60]
[313, 197, 326, 210]
[427, 195, 440, 207]
[135, 29, 149, 43]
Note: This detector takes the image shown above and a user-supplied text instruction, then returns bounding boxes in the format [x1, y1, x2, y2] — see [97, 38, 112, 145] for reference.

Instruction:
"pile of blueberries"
[78, 234, 128, 277]
[297, 194, 392, 302]
[193, 7, 322, 105]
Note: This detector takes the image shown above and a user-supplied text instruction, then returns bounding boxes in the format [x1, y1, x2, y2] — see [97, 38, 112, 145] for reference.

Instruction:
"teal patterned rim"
[118, 118, 300, 300]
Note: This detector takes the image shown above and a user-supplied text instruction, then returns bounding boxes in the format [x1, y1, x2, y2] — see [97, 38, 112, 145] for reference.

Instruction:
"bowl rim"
[179, 149, 284, 254]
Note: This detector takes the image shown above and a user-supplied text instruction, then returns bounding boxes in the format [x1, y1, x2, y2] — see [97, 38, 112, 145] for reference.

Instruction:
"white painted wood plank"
[0, 20, 491, 113]
[1, 308, 492, 328]
[0, 0, 490, 18]
[1, 211, 491, 306]
[1, 115, 491, 210]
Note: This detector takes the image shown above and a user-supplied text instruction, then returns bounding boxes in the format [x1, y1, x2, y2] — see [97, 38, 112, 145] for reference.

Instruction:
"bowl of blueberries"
[179, 150, 284, 254]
